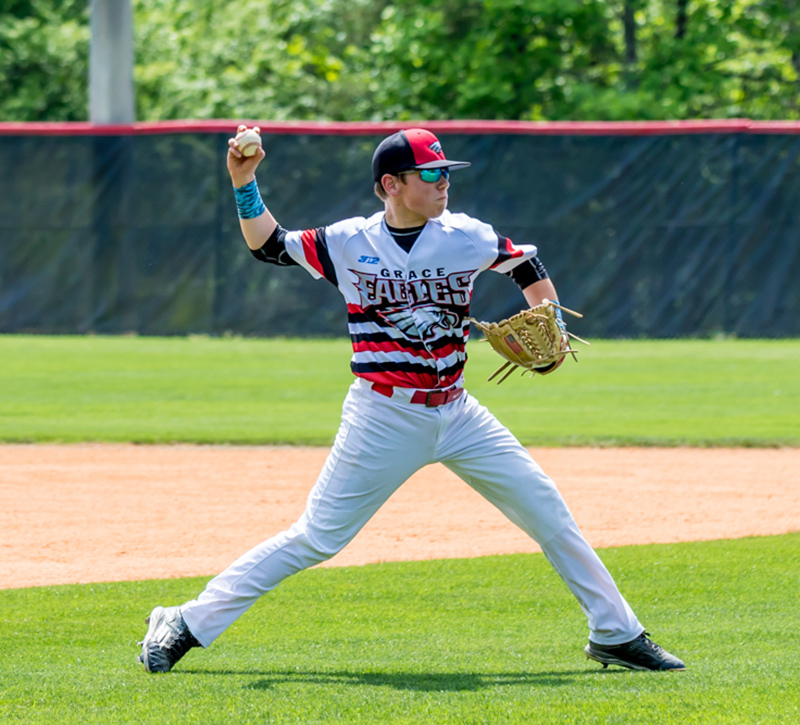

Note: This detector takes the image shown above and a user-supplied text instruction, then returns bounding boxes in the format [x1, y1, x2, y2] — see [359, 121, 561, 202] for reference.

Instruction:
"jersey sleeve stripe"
[313, 227, 338, 285]
[300, 229, 324, 277]
[300, 228, 337, 284]
[489, 234, 524, 270]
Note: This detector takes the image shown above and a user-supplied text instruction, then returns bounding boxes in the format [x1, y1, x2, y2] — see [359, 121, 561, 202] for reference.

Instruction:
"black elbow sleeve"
[249, 225, 298, 266]
[506, 256, 549, 290]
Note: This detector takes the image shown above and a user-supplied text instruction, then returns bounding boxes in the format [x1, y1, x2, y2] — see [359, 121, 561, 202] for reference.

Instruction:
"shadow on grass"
[185, 667, 616, 691]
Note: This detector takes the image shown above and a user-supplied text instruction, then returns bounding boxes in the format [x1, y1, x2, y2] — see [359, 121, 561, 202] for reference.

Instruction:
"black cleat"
[585, 632, 686, 671]
[137, 606, 201, 673]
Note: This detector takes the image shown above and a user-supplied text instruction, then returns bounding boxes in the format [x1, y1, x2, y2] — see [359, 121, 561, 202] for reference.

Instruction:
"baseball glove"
[469, 299, 589, 384]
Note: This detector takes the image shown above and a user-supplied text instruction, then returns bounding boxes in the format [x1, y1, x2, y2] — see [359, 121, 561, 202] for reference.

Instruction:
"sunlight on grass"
[1, 534, 798, 724]
[0, 335, 798, 446]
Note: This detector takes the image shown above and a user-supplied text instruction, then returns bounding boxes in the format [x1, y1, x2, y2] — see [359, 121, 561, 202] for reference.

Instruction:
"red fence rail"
[1, 118, 800, 136]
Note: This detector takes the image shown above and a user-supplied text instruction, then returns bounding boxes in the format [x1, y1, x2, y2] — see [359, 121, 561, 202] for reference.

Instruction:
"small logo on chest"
[358, 255, 380, 264]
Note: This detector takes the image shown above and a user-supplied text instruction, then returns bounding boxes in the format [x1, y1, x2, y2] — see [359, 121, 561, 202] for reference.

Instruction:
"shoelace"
[634, 632, 665, 655]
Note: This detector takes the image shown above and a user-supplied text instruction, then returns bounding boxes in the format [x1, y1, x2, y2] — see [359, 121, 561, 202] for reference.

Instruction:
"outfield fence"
[1, 119, 798, 338]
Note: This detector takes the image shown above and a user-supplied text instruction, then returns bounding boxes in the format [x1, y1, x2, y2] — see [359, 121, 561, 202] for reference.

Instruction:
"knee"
[294, 525, 352, 563]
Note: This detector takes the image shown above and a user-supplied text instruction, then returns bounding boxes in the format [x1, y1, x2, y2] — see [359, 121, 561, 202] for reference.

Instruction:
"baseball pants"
[181, 377, 643, 647]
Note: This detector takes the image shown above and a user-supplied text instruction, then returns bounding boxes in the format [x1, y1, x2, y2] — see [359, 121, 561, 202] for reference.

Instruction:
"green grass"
[0, 335, 798, 446]
[1, 534, 798, 724]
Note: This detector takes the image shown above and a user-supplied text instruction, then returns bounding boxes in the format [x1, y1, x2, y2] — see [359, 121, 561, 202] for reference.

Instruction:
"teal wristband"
[233, 179, 266, 219]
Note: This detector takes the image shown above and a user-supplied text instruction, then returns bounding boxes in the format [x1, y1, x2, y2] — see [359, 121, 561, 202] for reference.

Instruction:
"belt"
[372, 383, 464, 407]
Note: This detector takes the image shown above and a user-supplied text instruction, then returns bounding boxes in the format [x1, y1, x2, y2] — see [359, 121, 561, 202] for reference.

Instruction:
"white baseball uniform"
[181, 210, 643, 648]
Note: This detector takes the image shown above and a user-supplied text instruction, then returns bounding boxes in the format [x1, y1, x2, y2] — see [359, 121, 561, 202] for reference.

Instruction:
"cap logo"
[428, 140, 443, 155]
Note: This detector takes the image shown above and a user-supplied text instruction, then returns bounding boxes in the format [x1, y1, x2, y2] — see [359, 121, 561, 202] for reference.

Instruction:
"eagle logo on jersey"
[381, 304, 460, 341]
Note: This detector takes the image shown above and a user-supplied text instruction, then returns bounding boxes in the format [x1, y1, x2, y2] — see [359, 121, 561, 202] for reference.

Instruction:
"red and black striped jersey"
[261, 210, 539, 390]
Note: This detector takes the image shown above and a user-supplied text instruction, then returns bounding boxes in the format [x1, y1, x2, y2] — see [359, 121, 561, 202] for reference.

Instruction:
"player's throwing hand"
[227, 125, 264, 188]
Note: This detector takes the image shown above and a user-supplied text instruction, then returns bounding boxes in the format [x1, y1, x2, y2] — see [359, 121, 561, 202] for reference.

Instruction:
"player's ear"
[381, 174, 401, 197]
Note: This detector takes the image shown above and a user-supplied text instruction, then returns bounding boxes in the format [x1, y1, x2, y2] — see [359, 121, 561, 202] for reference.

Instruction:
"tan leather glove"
[469, 300, 589, 384]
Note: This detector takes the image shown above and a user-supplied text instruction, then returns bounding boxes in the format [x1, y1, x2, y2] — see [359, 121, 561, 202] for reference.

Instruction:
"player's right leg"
[139, 379, 435, 670]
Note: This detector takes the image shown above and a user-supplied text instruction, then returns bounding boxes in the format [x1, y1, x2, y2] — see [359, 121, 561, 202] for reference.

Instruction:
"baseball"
[237, 128, 262, 157]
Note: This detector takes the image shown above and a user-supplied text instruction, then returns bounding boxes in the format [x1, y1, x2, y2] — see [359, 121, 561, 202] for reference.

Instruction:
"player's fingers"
[253, 126, 261, 134]
[227, 138, 243, 159]
[237, 124, 247, 132]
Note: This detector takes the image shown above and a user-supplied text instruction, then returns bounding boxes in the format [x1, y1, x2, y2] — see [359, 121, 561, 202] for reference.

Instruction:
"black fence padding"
[0, 131, 798, 338]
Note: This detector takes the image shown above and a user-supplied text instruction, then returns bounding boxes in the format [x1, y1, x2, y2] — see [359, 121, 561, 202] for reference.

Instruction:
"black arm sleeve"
[505, 256, 549, 290]
[248, 224, 299, 267]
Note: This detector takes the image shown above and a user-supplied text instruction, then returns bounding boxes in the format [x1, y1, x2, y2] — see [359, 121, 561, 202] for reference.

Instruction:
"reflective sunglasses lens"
[419, 168, 449, 183]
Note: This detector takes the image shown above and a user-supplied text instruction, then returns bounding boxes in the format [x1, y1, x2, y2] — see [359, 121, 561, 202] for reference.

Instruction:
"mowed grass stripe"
[1, 534, 798, 724]
[0, 335, 798, 446]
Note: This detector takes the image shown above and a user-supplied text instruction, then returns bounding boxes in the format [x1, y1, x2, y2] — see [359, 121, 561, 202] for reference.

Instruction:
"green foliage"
[2, 0, 799, 122]
[362, 0, 800, 121]
[577, 0, 800, 120]
[133, 0, 388, 121]
[0, 0, 89, 121]
[1, 535, 799, 723]
[0, 335, 798, 446]
[367, 0, 616, 121]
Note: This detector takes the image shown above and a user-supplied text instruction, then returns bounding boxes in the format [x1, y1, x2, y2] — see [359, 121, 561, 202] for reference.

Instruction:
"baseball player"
[138, 127, 685, 673]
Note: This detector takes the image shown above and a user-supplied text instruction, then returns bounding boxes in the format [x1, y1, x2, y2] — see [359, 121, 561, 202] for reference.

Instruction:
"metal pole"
[89, 0, 135, 124]
[724, 134, 740, 335]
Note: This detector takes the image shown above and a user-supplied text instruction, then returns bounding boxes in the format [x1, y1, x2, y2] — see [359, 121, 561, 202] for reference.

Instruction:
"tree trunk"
[624, 1, 637, 65]
[676, 0, 688, 40]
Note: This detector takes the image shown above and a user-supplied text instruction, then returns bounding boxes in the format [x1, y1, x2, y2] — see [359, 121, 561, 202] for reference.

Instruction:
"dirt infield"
[1, 444, 798, 590]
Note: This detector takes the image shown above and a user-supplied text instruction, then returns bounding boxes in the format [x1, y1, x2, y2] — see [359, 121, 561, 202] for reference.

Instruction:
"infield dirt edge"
[1, 444, 798, 589]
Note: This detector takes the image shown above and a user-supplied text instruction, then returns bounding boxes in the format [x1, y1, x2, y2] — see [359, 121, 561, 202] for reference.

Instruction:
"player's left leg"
[436, 392, 643, 646]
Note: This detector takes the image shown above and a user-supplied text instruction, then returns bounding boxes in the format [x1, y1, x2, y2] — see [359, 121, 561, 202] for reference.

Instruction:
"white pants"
[182, 378, 643, 647]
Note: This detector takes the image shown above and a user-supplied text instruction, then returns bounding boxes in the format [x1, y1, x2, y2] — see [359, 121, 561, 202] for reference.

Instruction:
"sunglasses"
[401, 168, 450, 183]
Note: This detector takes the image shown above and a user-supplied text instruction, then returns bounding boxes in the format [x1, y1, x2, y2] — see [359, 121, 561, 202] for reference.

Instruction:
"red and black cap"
[372, 128, 471, 182]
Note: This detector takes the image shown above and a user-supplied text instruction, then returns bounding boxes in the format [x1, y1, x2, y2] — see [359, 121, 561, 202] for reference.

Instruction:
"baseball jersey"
[253, 210, 539, 390]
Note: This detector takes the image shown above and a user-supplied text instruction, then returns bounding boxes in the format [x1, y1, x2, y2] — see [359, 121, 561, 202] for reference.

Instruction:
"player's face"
[396, 169, 450, 221]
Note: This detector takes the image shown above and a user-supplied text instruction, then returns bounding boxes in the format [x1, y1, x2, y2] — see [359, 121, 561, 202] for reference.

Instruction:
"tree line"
[1, 0, 798, 122]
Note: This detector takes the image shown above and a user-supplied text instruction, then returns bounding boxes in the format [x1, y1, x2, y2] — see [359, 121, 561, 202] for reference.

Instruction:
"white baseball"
[238, 128, 262, 157]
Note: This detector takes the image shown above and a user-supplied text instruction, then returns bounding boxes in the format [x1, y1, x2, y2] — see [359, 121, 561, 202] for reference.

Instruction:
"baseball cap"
[372, 128, 471, 182]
